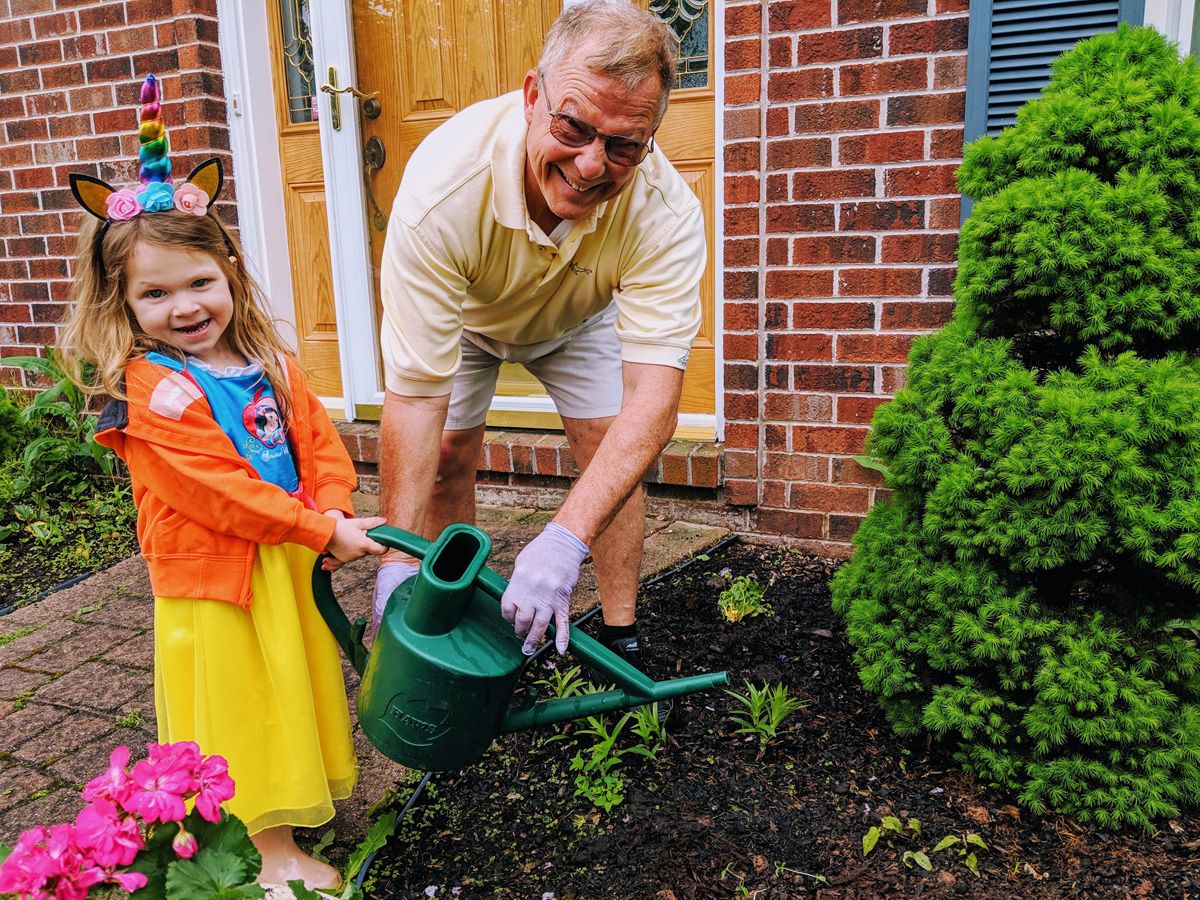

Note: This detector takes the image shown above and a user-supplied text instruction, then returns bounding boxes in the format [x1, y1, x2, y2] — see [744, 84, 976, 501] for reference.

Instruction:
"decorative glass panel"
[650, 0, 709, 89]
[278, 0, 316, 124]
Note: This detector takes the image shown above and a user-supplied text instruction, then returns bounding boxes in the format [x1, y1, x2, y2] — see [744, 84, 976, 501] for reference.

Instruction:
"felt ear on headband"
[185, 157, 223, 205]
[69, 174, 118, 222]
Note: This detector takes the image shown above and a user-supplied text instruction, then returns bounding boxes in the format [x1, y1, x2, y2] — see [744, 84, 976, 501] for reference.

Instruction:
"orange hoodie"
[95, 354, 357, 609]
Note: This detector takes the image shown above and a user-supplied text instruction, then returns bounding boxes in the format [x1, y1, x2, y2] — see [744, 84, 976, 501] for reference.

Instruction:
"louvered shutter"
[964, 0, 1147, 143]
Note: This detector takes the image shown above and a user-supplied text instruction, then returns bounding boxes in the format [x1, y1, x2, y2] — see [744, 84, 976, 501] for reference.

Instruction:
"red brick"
[9, 282, 50, 302]
[0, 302, 32, 322]
[931, 128, 964, 160]
[19, 40, 64, 66]
[767, 238, 788, 265]
[839, 130, 924, 164]
[881, 300, 954, 329]
[793, 483, 870, 513]
[74, 136, 122, 158]
[929, 267, 956, 296]
[723, 449, 759, 479]
[725, 423, 760, 450]
[792, 169, 875, 201]
[887, 92, 965, 127]
[0, 260, 29, 280]
[889, 17, 969, 54]
[763, 451, 830, 481]
[765, 424, 790, 451]
[769, 36, 793, 67]
[86, 57, 134, 82]
[792, 236, 875, 265]
[725, 302, 760, 331]
[68, 85, 115, 112]
[725, 392, 759, 420]
[794, 365, 874, 392]
[836, 396, 888, 424]
[726, 73, 761, 105]
[0, 17, 33, 43]
[764, 393, 833, 422]
[829, 514, 865, 541]
[881, 233, 958, 264]
[725, 207, 758, 236]
[840, 199, 924, 231]
[0, 96, 22, 119]
[792, 301, 875, 329]
[17, 325, 59, 345]
[838, 267, 922, 297]
[6, 237, 47, 256]
[30, 300, 67, 320]
[1, 193, 40, 214]
[26, 93, 69, 117]
[793, 99, 879, 133]
[937, 0, 969, 10]
[881, 366, 906, 392]
[127, 0, 173, 22]
[725, 333, 760, 361]
[755, 508, 824, 539]
[33, 11, 77, 37]
[795, 27, 883, 65]
[767, 203, 835, 233]
[838, 0, 926, 23]
[934, 55, 967, 89]
[765, 269, 835, 299]
[767, 332, 833, 360]
[767, 172, 788, 200]
[767, 68, 834, 102]
[48, 115, 92, 138]
[725, 271, 759, 299]
[839, 58, 927, 94]
[725, 238, 759, 267]
[793, 425, 867, 454]
[7, 118, 51, 143]
[929, 197, 961, 228]
[108, 26, 158, 55]
[725, 363, 759, 392]
[0, 70, 41, 94]
[766, 137, 832, 169]
[833, 456, 887, 486]
[763, 480, 787, 506]
[768, 0, 832, 30]
[838, 333, 916, 362]
[726, 38, 761, 71]
[727, 4, 763, 36]
[725, 479, 759, 506]
[766, 107, 790, 137]
[725, 141, 760, 173]
[725, 109, 760, 141]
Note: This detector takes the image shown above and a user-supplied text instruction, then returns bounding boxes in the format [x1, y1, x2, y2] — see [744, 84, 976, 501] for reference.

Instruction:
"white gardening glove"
[373, 560, 418, 627]
[501, 522, 589, 655]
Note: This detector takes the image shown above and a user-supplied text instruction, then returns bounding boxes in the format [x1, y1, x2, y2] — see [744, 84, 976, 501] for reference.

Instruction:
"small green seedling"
[717, 572, 772, 623]
[726, 681, 807, 757]
[932, 831, 989, 876]
[534, 663, 587, 700]
[863, 816, 925, 866]
[570, 713, 633, 811]
[627, 702, 667, 760]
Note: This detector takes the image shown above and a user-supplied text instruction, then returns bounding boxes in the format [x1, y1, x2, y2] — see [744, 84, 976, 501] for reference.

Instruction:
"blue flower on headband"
[137, 181, 175, 213]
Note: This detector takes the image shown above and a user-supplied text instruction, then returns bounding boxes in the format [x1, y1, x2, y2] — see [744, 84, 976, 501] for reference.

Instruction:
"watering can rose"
[0, 741, 238, 900]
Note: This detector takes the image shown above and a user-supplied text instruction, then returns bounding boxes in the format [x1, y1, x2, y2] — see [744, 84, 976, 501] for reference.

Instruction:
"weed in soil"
[364, 541, 1200, 899]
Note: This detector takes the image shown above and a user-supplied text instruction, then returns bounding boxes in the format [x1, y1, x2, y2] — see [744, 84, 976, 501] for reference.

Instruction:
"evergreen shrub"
[832, 25, 1200, 831]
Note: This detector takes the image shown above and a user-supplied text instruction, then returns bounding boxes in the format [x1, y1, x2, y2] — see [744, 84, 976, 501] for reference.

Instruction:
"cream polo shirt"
[379, 90, 706, 397]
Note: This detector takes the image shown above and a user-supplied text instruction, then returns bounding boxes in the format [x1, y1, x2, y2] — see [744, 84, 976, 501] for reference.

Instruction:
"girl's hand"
[325, 515, 388, 565]
[321, 509, 350, 570]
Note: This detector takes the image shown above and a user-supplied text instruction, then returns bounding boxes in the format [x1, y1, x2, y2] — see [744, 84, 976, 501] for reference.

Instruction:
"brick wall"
[723, 0, 967, 551]
[0, 0, 232, 390]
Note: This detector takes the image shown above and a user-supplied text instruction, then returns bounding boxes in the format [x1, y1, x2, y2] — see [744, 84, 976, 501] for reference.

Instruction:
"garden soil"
[364, 541, 1200, 899]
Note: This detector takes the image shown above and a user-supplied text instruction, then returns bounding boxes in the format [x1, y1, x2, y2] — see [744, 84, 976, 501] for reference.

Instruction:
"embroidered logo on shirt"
[677, 350, 690, 367]
[148, 371, 203, 421]
[568, 261, 593, 276]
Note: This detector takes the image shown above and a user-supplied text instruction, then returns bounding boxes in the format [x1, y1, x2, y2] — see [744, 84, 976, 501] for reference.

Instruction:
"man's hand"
[501, 522, 589, 655]
[373, 560, 419, 626]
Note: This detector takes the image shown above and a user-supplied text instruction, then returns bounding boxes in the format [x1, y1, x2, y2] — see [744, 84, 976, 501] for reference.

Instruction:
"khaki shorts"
[445, 303, 623, 430]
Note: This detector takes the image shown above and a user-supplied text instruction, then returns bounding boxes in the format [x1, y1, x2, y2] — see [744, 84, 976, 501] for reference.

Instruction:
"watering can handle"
[311, 525, 436, 676]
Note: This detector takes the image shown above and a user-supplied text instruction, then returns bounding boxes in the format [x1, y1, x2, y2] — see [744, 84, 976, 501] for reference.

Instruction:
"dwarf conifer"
[832, 25, 1200, 831]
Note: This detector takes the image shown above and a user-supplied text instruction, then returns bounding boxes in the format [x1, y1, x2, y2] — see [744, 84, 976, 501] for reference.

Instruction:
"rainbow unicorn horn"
[137, 74, 171, 184]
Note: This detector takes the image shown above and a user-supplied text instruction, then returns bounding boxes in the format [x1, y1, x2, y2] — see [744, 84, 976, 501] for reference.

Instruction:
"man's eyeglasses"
[541, 80, 654, 167]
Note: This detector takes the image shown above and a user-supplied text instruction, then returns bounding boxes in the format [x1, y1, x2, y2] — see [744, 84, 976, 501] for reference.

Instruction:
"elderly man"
[375, 0, 706, 667]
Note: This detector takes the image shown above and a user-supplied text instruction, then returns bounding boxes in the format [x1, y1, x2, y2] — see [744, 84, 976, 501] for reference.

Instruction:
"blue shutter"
[964, 0, 1147, 144]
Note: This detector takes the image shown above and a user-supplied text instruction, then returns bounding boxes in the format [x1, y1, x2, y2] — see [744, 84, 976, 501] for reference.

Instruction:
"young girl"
[60, 75, 383, 892]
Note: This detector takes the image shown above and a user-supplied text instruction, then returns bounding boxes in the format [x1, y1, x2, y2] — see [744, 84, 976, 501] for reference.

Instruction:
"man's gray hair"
[537, 0, 678, 125]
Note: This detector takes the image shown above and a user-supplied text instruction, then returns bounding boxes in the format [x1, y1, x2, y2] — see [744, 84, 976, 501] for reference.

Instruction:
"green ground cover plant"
[833, 25, 1200, 831]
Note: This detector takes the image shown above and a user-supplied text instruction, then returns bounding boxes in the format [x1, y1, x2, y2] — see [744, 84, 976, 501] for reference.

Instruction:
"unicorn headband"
[69, 74, 224, 226]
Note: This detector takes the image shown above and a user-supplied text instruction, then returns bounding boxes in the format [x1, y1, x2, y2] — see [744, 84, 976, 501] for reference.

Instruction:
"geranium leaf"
[186, 811, 262, 883]
[165, 848, 257, 899]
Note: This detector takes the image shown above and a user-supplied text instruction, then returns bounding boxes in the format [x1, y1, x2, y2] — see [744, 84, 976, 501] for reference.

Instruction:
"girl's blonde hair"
[60, 209, 296, 422]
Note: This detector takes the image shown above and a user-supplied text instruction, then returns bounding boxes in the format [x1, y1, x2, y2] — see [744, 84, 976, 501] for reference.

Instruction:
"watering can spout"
[311, 523, 729, 771]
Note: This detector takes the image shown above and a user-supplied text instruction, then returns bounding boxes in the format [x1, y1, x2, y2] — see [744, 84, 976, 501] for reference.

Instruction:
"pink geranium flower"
[105, 189, 141, 221]
[82, 745, 133, 807]
[124, 743, 199, 824]
[74, 798, 144, 868]
[172, 825, 199, 860]
[194, 754, 236, 823]
[0, 824, 106, 900]
[173, 181, 209, 216]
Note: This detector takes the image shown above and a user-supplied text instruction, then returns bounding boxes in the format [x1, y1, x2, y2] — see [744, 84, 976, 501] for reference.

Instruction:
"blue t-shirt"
[146, 352, 300, 493]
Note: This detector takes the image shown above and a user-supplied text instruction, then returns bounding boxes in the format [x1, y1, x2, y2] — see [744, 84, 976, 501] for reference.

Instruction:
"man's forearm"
[554, 364, 682, 545]
[379, 389, 450, 555]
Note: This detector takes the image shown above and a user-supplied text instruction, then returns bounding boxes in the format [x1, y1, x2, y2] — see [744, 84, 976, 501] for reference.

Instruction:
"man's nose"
[575, 139, 607, 180]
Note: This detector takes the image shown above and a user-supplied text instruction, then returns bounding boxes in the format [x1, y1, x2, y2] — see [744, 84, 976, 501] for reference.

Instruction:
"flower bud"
[172, 826, 198, 860]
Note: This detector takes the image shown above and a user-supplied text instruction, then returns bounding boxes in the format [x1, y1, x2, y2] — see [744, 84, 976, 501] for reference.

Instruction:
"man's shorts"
[444, 303, 623, 430]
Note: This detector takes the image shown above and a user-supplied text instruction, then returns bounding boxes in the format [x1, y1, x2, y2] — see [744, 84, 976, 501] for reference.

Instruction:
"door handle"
[319, 66, 379, 131]
[363, 137, 387, 231]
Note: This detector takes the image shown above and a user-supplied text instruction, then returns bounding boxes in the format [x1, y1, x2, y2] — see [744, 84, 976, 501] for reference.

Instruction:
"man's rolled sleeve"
[612, 203, 706, 369]
[379, 215, 470, 397]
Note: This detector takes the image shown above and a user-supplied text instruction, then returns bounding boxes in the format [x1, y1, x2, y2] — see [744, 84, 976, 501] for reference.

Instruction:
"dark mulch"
[364, 541, 1200, 898]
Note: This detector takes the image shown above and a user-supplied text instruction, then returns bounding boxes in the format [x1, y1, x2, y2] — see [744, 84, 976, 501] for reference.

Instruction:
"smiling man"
[376, 0, 706, 669]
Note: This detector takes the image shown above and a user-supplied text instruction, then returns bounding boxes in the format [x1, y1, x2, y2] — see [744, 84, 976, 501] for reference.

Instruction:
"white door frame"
[1145, 0, 1198, 52]
[218, 0, 724, 437]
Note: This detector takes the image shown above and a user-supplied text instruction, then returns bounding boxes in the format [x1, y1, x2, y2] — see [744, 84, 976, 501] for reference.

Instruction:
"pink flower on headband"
[173, 182, 209, 216]
[106, 190, 141, 221]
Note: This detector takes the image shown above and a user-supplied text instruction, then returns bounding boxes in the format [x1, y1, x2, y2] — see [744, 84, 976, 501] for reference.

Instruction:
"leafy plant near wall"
[832, 25, 1200, 831]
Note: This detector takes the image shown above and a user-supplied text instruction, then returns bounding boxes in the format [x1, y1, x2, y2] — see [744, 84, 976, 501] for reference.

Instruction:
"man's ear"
[522, 70, 540, 125]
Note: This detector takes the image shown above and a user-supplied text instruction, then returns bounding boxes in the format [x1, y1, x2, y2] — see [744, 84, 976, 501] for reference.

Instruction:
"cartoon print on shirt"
[242, 389, 286, 448]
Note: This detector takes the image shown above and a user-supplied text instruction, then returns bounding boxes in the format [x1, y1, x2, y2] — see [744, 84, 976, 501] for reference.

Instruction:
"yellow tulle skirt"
[154, 543, 358, 835]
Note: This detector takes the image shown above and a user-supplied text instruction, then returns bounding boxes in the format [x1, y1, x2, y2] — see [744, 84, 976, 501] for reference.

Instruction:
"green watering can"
[312, 523, 728, 772]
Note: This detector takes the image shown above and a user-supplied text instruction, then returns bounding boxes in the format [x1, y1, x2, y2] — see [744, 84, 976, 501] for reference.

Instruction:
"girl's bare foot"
[251, 825, 341, 890]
